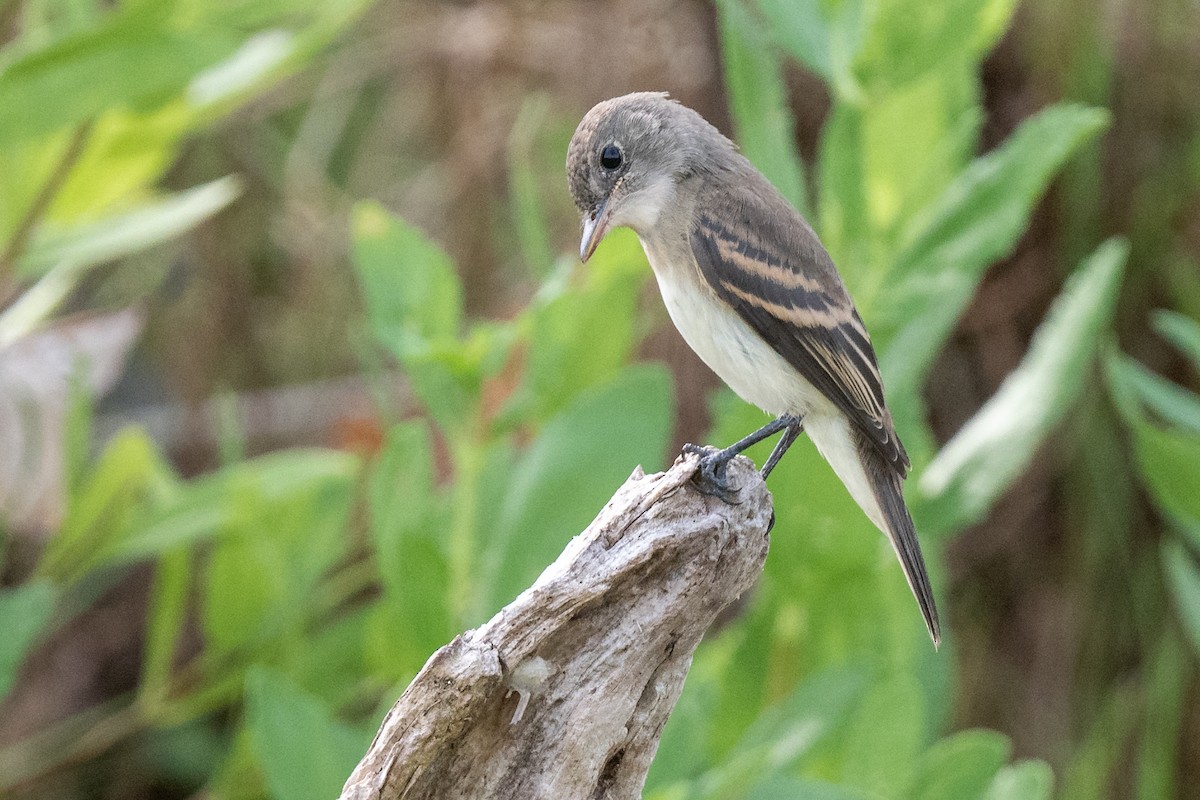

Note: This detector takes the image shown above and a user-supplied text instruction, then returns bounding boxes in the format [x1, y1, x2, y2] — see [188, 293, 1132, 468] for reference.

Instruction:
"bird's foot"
[682, 443, 742, 504]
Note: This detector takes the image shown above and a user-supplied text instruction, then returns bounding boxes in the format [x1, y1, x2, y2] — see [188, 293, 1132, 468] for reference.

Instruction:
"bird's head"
[566, 92, 734, 262]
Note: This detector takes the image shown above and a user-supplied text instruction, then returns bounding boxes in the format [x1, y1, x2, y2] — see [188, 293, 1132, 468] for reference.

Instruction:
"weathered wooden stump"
[340, 450, 772, 800]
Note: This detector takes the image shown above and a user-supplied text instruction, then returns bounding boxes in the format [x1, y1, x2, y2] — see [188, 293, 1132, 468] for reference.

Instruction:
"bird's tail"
[805, 415, 942, 647]
[863, 450, 941, 647]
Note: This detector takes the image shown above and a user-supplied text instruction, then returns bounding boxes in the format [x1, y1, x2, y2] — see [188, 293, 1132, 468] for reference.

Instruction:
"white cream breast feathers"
[637, 233, 835, 420]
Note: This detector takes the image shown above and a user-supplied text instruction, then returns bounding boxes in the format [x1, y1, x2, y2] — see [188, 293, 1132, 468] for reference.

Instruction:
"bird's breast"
[636, 233, 833, 419]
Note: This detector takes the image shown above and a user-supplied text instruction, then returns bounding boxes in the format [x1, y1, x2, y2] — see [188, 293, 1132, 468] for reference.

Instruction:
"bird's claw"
[682, 444, 741, 504]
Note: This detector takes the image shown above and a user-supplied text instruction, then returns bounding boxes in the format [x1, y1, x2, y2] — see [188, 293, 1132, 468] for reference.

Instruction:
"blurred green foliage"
[0, 0, 372, 340]
[1, 0, 1198, 798]
[644, 2, 1128, 798]
[1108, 311, 1200, 657]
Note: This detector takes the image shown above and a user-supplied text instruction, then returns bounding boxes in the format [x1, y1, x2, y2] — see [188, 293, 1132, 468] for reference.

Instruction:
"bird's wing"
[689, 188, 910, 475]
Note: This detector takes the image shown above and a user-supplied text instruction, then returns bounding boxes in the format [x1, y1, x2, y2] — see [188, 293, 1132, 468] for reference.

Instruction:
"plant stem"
[0, 121, 94, 286]
[447, 418, 485, 627]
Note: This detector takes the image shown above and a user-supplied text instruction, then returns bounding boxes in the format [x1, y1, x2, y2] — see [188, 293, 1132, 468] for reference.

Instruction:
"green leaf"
[1122, 420, 1200, 527]
[483, 364, 673, 613]
[917, 238, 1127, 532]
[879, 104, 1110, 401]
[0, 580, 57, 701]
[747, 776, 875, 800]
[186, 30, 296, 107]
[1134, 634, 1187, 799]
[717, 0, 809, 216]
[202, 458, 354, 653]
[1179, 518, 1200, 553]
[1108, 355, 1200, 435]
[365, 422, 452, 677]
[352, 201, 481, 435]
[285, 607, 372, 705]
[840, 675, 925, 795]
[817, 104, 872, 272]
[112, 449, 357, 564]
[691, 665, 868, 800]
[352, 201, 462, 357]
[141, 550, 191, 701]
[818, 72, 983, 292]
[369, 422, 436, 598]
[1152, 309, 1200, 367]
[137, 718, 226, 791]
[244, 666, 369, 800]
[19, 177, 242, 279]
[3, 178, 238, 337]
[0, 0, 370, 238]
[39, 427, 166, 583]
[860, 79, 985, 290]
[501, 228, 646, 425]
[461, 437, 519, 626]
[857, 0, 1019, 92]
[1153, 310, 1200, 368]
[401, 354, 479, 438]
[906, 729, 1011, 800]
[709, 602, 777, 757]
[754, 0, 866, 100]
[1162, 540, 1200, 655]
[204, 513, 289, 654]
[405, 534, 453, 632]
[982, 760, 1054, 800]
[0, 7, 231, 149]
[43, 103, 192, 223]
[752, 0, 833, 81]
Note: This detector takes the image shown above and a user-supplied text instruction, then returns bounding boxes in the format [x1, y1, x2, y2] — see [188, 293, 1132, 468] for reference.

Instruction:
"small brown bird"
[566, 92, 940, 646]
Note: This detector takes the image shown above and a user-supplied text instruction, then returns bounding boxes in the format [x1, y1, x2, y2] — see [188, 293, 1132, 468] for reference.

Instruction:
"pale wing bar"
[690, 214, 910, 475]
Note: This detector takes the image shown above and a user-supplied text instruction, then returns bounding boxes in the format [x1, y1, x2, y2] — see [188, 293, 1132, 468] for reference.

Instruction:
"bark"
[340, 449, 773, 800]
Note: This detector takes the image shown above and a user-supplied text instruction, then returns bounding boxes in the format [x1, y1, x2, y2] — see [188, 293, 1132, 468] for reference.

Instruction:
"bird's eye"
[600, 144, 623, 170]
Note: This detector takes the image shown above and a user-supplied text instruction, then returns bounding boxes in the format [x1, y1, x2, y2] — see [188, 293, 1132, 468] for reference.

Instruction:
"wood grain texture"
[340, 450, 772, 800]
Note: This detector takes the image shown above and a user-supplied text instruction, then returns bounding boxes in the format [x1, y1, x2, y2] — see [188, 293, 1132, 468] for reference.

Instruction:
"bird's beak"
[579, 198, 611, 263]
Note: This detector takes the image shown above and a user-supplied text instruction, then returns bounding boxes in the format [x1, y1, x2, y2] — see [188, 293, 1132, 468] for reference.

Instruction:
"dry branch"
[340, 450, 773, 800]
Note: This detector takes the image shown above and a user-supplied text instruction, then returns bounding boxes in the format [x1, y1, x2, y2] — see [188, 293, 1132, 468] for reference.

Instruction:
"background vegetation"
[1, 0, 1198, 798]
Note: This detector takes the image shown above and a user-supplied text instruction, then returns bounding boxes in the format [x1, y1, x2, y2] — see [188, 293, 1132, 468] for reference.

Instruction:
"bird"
[566, 92, 940, 647]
